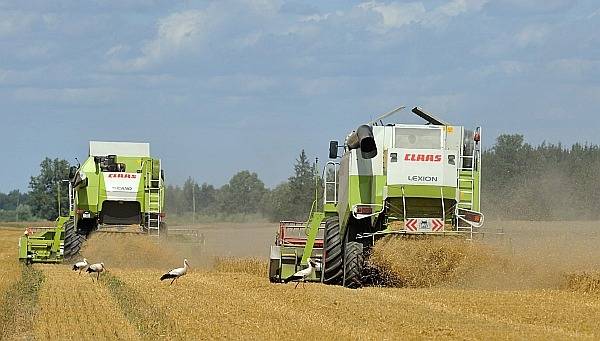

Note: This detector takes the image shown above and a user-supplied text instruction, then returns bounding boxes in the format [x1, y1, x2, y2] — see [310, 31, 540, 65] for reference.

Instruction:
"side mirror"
[69, 166, 77, 179]
[329, 140, 339, 159]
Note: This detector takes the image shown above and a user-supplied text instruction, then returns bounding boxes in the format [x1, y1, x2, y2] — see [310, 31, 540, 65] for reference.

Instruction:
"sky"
[1, 0, 599, 192]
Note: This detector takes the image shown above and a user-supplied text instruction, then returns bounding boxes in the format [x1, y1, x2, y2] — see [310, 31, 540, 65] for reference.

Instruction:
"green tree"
[182, 177, 199, 212]
[263, 182, 293, 221]
[197, 183, 217, 214]
[15, 204, 34, 221]
[288, 150, 318, 220]
[219, 171, 267, 215]
[165, 184, 186, 215]
[0, 190, 28, 210]
[28, 158, 70, 220]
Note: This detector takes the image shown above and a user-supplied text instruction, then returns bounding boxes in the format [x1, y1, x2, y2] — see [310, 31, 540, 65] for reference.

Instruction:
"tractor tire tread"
[323, 216, 343, 284]
[63, 219, 86, 259]
[344, 241, 364, 289]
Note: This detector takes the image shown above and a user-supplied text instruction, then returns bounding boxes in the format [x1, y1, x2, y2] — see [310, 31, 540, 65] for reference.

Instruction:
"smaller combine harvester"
[269, 106, 484, 287]
[19, 141, 166, 264]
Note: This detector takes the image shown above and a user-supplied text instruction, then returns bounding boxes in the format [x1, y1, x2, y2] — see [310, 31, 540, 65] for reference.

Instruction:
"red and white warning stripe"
[431, 219, 444, 231]
[404, 218, 444, 232]
[405, 219, 418, 231]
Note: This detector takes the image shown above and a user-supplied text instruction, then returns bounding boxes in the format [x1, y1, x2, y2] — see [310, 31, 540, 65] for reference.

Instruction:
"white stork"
[160, 259, 190, 285]
[72, 258, 88, 275]
[86, 262, 106, 281]
[284, 258, 317, 288]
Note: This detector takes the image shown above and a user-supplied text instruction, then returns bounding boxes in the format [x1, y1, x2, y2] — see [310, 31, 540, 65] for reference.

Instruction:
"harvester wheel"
[323, 216, 343, 284]
[343, 241, 364, 288]
[63, 219, 86, 259]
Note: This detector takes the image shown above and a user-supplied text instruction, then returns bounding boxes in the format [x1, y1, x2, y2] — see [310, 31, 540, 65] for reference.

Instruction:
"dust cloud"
[369, 221, 600, 291]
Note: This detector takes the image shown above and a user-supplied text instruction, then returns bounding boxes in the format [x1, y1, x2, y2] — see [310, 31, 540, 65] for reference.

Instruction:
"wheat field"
[1, 223, 600, 340]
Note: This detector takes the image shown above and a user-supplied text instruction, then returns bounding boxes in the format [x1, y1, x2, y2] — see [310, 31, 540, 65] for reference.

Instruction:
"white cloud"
[515, 24, 550, 47]
[112, 9, 214, 71]
[588, 7, 600, 19]
[546, 59, 600, 80]
[358, 0, 488, 32]
[425, 0, 487, 25]
[300, 13, 331, 23]
[12, 87, 119, 105]
[105, 44, 129, 58]
[0, 11, 37, 36]
[471, 61, 529, 78]
[359, 1, 426, 30]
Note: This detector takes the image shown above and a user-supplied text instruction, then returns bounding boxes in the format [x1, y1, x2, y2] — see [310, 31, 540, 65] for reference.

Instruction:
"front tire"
[63, 219, 86, 259]
[343, 241, 364, 288]
[323, 216, 343, 284]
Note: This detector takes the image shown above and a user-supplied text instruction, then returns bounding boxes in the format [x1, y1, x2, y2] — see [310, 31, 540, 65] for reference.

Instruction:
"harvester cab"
[19, 141, 166, 264]
[269, 106, 484, 287]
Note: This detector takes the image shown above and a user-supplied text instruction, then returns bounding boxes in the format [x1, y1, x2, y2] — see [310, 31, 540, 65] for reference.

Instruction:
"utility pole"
[16, 194, 19, 222]
[192, 181, 196, 225]
[57, 180, 61, 217]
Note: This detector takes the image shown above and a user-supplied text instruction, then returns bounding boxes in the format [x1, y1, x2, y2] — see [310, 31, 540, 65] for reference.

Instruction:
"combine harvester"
[19, 141, 166, 263]
[269, 106, 484, 287]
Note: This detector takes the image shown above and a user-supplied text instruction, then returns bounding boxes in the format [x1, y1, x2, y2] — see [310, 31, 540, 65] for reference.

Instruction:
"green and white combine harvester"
[269, 106, 484, 287]
[19, 141, 166, 263]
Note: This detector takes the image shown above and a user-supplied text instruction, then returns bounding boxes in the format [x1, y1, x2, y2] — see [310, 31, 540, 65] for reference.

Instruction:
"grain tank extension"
[269, 106, 484, 287]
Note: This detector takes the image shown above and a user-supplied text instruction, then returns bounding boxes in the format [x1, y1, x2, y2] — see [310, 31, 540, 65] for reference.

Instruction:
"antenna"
[367, 105, 406, 126]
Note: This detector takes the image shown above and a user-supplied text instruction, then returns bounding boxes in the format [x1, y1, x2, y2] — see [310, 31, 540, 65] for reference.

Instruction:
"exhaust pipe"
[347, 125, 377, 159]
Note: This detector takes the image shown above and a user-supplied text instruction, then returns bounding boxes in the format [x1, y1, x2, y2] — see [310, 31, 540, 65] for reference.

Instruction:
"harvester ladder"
[145, 159, 162, 239]
[455, 127, 481, 237]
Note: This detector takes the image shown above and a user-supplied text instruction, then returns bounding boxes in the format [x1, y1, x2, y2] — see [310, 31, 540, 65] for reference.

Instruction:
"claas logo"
[404, 153, 442, 162]
[107, 173, 137, 178]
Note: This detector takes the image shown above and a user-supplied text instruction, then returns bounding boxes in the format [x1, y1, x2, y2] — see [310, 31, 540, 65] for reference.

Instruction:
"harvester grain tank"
[19, 141, 166, 263]
[269, 106, 484, 287]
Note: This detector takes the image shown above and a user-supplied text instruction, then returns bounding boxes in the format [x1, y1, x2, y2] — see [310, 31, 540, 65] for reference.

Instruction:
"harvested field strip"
[112, 269, 596, 339]
[0, 264, 44, 340]
[104, 273, 177, 338]
[386, 288, 600, 338]
[0, 230, 22, 297]
[34, 265, 140, 340]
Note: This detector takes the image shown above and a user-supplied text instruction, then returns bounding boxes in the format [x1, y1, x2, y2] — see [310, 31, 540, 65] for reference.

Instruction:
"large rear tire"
[323, 216, 343, 284]
[63, 219, 86, 259]
[343, 241, 364, 288]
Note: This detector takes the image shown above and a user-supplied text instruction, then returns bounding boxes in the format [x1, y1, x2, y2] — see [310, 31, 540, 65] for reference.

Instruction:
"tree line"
[0, 151, 318, 223]
[483, 134, 600, 220]
[1, 136, 599, 222]
[165, 150, 318, 223]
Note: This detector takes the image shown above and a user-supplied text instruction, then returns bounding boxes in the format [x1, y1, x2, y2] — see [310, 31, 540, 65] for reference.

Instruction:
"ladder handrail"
[455, 126, 482, 239]
[323, 161, 340, 204]
[143, 158, 162, 238]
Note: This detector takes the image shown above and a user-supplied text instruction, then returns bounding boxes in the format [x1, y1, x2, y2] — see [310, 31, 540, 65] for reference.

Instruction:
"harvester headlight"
[79, 171, 87, 181]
